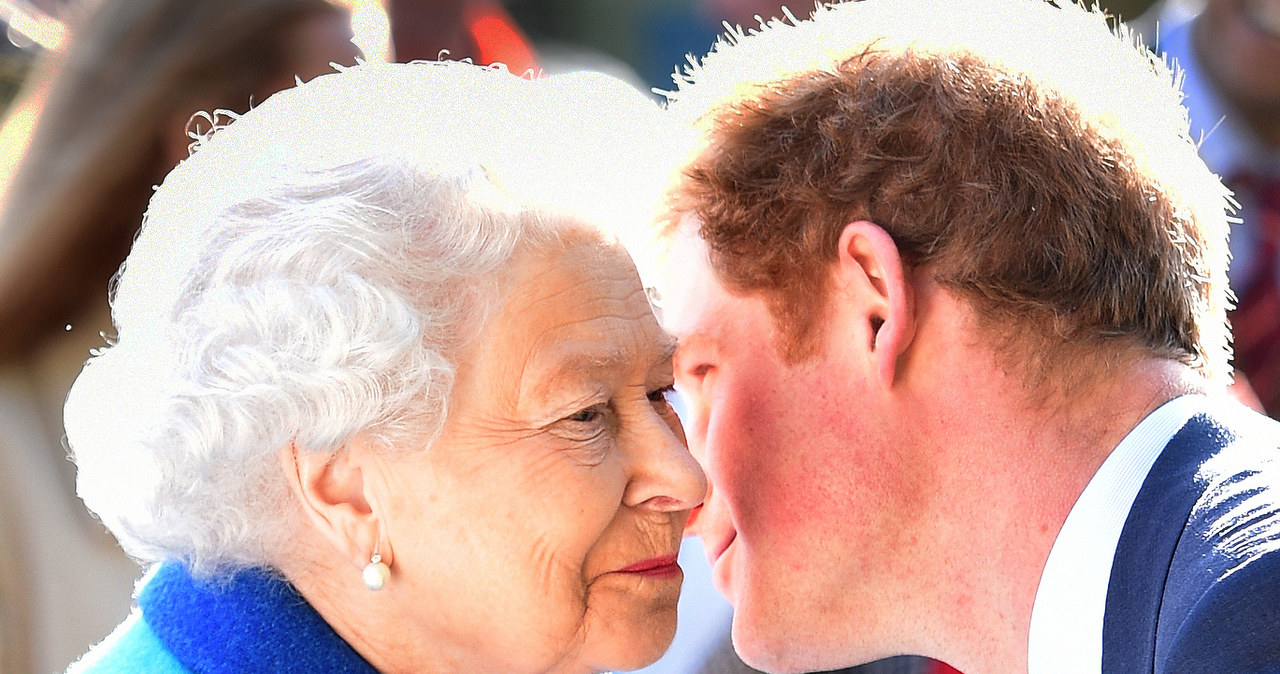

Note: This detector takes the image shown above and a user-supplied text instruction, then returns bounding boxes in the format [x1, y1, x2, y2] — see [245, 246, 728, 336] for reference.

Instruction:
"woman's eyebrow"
[534, 336, 677, 390]
[655, 335, 678, 369]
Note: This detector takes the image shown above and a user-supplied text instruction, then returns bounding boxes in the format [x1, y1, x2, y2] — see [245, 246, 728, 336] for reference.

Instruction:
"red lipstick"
[616, 554, 682, 579]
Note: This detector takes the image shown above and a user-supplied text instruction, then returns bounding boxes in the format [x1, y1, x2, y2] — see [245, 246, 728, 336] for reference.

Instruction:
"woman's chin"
[573, 610, 679, 673]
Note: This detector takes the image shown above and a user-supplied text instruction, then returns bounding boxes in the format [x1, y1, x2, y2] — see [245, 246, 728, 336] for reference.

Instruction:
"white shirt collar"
[1026, 394, 1207, 673]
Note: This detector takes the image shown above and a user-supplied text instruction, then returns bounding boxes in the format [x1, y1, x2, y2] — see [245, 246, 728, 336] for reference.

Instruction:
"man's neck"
[901, 349, 1202, 672]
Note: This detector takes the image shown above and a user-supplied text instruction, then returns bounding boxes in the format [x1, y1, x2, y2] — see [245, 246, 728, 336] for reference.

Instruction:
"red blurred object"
[1228, 172, 1280, 418]
[463, 1, 536, 75]
[386, 0, 537, 74]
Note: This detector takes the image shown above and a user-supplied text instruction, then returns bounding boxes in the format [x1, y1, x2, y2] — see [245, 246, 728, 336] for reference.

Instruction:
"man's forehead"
[657, 222, 723, 340]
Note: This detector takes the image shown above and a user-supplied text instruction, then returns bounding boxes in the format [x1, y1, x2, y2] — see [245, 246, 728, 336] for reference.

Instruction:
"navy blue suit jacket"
[1103, 403, 1280, 672]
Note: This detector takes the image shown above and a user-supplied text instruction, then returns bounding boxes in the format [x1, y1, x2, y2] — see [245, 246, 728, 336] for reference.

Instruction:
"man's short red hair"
[661, 0, 1232, 383]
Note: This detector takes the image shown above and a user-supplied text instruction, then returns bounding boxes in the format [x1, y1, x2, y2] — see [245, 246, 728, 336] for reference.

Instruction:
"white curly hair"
[63, 60, 672, 578]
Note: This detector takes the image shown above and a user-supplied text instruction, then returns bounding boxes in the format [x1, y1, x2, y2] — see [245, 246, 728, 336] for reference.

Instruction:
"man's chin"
[717, 545, 836, 672]
[727, 587, 802, 674]
[729, 596, 864, 674]
[729, 619, 814, 674]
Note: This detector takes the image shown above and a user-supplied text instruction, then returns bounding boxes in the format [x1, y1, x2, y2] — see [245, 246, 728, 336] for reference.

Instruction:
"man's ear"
[279, 435, 389, 571]
[834, 220, 914, 386]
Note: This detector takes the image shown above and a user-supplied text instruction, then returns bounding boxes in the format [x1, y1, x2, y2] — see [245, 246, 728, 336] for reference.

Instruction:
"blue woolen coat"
[68, 562, 377, 673]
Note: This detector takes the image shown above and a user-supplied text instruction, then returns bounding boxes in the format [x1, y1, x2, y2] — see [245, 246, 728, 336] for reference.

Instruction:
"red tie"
[1228, 172, 1280, 418]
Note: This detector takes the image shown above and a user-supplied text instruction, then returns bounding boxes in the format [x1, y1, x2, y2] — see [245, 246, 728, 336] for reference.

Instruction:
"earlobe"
[835, 220, 915, 386]
[279, 437, 389, 572]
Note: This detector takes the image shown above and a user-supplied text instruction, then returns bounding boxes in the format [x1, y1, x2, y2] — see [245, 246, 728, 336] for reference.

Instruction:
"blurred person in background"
[1133, 0, 1280, 417]
[0, 0, 359, 670]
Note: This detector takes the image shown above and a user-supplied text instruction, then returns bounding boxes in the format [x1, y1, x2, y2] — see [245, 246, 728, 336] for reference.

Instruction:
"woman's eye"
[555, 403, 612, 451]
[565, 404, 606, 425]
[649, 385, 685, 419]
[647, 384, 676, 404]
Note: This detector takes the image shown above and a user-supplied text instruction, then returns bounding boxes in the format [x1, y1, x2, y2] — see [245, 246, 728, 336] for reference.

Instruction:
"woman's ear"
[834, 220, 915, 386]
[279, 435, 389, 571]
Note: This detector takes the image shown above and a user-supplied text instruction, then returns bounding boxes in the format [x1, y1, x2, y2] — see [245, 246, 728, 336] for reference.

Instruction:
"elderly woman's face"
[378, 232, 706, 672]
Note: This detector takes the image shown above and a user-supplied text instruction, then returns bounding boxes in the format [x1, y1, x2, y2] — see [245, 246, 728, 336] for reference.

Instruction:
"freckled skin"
[373, 230, 706, 673]
[667, 229, 920, 672]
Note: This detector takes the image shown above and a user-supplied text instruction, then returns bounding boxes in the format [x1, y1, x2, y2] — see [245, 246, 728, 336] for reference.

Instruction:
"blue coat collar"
[140, 562, 379, 673]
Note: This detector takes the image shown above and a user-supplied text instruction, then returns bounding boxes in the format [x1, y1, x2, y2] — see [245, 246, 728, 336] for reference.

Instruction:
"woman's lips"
[615, 553, 682, 578]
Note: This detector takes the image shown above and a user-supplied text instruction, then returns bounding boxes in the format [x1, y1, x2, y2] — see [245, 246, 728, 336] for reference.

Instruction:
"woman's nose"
[622, 409, 708, 512]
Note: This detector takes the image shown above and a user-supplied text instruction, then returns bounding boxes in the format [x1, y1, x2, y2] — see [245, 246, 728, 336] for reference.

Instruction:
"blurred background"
[0, 0, 1163, 106]
[509, 0, 1160, 90]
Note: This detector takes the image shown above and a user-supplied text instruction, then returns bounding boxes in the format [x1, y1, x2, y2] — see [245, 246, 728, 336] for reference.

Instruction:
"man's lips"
[614, 553, 682, 578]
[705, 530, 737, 568]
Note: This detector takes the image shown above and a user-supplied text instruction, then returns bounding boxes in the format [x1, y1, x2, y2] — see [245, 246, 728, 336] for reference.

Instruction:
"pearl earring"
[362, 542, 390, 591]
